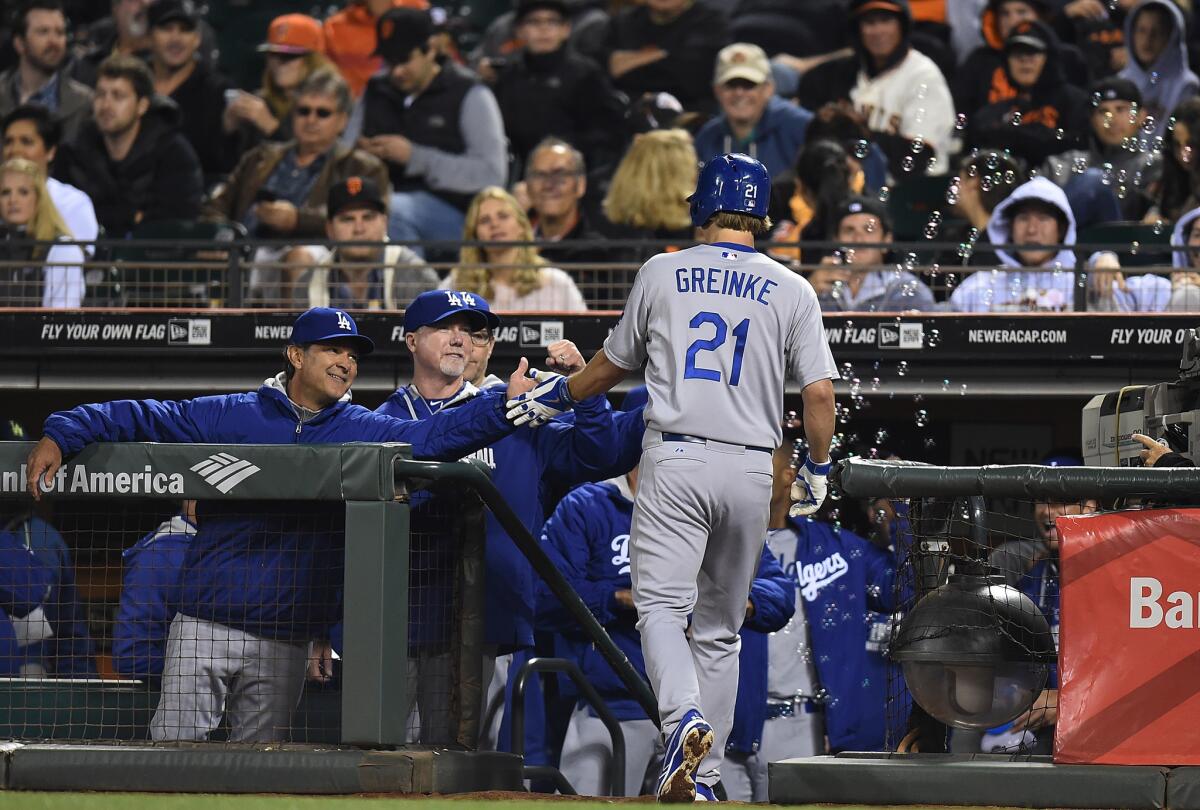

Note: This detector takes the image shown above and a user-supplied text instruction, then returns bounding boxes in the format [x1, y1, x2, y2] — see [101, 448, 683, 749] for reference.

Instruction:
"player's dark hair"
[13, 1, 64, 39]
[708, 211, 773, 235]
[97, 54, 154, 100]
[1, 104, 61, 150]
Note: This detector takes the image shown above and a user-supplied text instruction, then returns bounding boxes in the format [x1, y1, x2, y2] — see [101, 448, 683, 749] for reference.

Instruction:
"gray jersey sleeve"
[786, 281, 839, 387]
[603, 267, 649, 370]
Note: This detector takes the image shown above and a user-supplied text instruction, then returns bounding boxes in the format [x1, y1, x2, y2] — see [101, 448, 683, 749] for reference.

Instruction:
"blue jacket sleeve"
[860, 536, 898, 614]
[365, 389, 516, 460]
[0, 532, 52, 618]
[43, 396, 225, 455]
[533, 395, 619, 485]
[112, 539, 185, 678]
[746, 542, 795, 633]
[535, 491, 623, 633]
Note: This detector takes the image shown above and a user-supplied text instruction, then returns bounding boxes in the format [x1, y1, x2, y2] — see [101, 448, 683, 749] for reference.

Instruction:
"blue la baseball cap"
[403, 289, 501, 333]
[290, 307, 375, 355]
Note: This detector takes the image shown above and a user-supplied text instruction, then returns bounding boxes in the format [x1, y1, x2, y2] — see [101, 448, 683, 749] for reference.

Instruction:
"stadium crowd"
[0, 0, 1199, 310]
[0, 0, 1135, 796]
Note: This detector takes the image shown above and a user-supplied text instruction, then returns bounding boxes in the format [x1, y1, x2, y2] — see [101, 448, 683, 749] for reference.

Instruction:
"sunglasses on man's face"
[295, 105, 336, 119]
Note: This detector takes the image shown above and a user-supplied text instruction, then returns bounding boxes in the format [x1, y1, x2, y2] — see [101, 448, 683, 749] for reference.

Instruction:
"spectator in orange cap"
[324, 0, 431, 98]
[223, 14, 336, 147]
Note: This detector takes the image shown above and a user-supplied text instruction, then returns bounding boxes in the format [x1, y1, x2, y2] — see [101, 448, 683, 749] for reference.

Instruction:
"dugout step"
[2, 744, 523, 794]
[768, 753, 1167, 809]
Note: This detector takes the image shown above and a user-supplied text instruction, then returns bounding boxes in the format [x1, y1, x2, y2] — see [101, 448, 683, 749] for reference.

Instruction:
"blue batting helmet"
[688, 153, 770, 228]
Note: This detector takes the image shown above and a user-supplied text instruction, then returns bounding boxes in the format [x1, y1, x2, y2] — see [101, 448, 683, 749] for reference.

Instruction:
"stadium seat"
[109, 220, 248, 307]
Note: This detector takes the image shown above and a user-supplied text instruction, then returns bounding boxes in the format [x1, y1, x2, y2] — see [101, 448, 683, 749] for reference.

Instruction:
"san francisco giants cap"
[327, 176, 387, 219]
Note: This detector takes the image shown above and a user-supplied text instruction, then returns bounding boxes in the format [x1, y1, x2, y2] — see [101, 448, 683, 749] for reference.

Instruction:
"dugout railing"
[0, 440, 654, 795]
[1, 233, 1196, 313]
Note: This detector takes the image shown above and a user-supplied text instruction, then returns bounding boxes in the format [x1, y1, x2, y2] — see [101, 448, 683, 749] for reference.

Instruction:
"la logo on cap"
[347, 177, 363, 195]
[336, 311, 352, 331]
[447, 292, 478, 307]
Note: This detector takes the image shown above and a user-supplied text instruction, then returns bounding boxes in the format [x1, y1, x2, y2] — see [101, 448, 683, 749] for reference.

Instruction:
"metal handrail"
[511, 657, 628, 797]
[392, 459, 660, 730]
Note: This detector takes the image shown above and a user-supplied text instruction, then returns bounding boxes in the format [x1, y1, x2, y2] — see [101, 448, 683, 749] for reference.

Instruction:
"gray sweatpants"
[478, 650, 514, 750]
[631, 431, 772, 785]
[150, 613, 308, 742]
[722, 708, 825, 802]
[559, 703, 659, 796]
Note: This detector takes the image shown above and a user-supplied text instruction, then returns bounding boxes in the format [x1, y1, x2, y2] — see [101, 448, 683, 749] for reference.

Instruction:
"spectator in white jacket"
[0, 156, 84, 308]
[2, 104, 98, 254]
[799, 0, 955, 176]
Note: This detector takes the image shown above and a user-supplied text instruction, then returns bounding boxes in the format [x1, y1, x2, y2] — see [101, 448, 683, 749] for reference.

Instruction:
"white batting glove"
[789, 455, 832, 517]
[505, 369, 575, 427]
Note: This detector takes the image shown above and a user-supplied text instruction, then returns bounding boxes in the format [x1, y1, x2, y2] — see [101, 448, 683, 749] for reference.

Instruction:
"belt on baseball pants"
[765, 698, 823, 719]
[661, 433, 772, 454]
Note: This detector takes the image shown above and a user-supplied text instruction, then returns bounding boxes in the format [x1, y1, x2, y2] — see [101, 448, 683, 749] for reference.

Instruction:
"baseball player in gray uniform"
[506, 153, 838, 801]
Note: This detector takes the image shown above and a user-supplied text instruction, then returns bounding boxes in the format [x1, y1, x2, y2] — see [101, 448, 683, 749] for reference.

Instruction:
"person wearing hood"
[952, 0, 1090, 120]
[799, 0, 955, 176]
[808, 196, 937, 312]
[53, 54, 202, 238]
[967, 21, 1092, 167]
[949, 175, 1079, 311]
[1168, 205, 1200, 310]
[1119, 0, 1198, 137]
[693, 43, 813, 179]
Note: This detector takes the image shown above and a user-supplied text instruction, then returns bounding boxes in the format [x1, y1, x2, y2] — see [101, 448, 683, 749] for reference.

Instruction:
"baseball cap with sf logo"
[327, 176, 387, 219]
[715, 43, 771, 86]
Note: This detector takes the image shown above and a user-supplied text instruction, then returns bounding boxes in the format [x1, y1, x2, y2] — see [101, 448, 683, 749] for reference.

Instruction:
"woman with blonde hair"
[601, 129, 698, 256]
[224, 14, 335, 144]
[441, 187, 587, 311]
[0, 158, 84, 308]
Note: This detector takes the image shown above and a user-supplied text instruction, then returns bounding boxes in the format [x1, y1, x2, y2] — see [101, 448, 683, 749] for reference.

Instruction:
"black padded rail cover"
[1167, 767, 1200, 810]
[768, 755, 1168, 809]
[838, 457, 1200, 501]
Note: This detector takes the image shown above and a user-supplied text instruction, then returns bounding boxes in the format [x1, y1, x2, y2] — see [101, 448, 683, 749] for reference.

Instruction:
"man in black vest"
[356, 8, 507, 255]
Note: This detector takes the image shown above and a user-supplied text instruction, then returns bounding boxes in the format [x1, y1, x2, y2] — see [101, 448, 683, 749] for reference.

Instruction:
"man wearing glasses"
[524, 138, 623, 308]
[379, 289, 617, 747]
[202, 69, 389, 306]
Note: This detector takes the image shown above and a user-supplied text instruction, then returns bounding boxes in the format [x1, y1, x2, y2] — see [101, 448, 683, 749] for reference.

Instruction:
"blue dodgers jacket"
[730, 516, 897, 754]
[377, 383, 618, 648]
[14, 515, 95, 676]
[0, 528, 54, 675]
[43, 376, 516, 642]
[112, 514, 196, 678]
[537, 479, 793, 721]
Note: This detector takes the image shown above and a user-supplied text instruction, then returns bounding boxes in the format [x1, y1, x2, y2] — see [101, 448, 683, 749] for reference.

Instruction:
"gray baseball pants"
[631, 430, 772, 785]
[150, 613, 307, 742]
[722, 708, 825, 802]
[559, 703, 659, 796]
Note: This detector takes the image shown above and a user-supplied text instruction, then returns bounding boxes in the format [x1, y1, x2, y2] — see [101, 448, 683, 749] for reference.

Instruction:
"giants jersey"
[604, 242, 837, 449]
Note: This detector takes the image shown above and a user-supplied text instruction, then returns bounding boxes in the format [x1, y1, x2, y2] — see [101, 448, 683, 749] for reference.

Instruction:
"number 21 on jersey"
[683, 311, 750, 386]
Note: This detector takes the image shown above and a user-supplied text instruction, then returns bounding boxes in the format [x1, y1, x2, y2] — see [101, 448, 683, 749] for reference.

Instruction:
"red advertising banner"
[1056, 508, 1200, 764]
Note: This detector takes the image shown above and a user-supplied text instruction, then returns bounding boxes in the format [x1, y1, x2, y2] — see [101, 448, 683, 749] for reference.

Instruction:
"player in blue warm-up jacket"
[376, 290, 619, 749]
[0, 524, 55, 675]
[724, 440, 898, 801]
[25, 307, 538, 744]
[537, 460, 794, 797]
[112, 502, 197, 681]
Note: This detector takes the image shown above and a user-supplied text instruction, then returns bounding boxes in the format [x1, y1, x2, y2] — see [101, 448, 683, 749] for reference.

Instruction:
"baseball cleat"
[694, 783, 718, 802]
[656, 709, 714, 803]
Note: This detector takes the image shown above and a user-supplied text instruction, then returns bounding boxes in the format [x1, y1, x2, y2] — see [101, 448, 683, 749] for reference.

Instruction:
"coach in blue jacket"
[725, 442, 898, 801]
[112, 502, 197, 681]
[538, 457, 793, 797]
[377, 289, 619, 749]
[25, 307, 538, 743]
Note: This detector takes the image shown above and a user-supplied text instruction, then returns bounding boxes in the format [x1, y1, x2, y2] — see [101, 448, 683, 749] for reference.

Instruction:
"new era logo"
[190, 453, 262, 493]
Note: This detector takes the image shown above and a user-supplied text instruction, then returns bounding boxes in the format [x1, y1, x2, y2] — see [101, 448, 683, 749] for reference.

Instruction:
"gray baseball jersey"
[604, 243, 837, 449]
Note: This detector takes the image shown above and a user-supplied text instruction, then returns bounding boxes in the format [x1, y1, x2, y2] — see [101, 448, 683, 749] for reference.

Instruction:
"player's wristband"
[803, 455, 832, 476]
